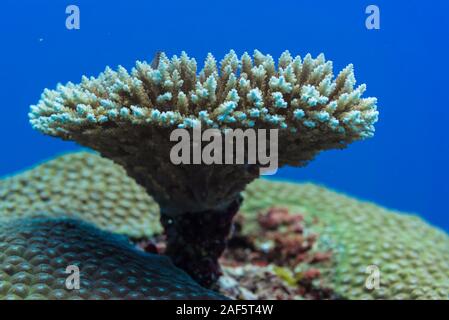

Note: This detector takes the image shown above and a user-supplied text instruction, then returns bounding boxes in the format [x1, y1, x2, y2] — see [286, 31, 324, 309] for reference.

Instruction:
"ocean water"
[0, 0, 447, 231]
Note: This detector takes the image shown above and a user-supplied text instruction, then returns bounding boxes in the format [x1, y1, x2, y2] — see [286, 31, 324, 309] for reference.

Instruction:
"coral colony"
[29, 50, 378, 287]
[2, 153, 449, 299]
[0, 217, 224, 300]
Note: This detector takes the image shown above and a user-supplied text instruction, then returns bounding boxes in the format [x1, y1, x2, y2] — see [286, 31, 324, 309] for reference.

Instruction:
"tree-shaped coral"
[29, 50, 378, 286]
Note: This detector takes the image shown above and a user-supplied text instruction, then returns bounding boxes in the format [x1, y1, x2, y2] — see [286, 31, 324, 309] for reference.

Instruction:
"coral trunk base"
[160, 197, 242, 288]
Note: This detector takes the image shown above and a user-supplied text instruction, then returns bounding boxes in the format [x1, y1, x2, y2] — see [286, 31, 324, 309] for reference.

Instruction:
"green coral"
[1, 152, 448, 299]
[27, 50, 379, 216]
[0, 152, 161, 238]
[242, 180, 449, 300]
[0, 217, 225, 300]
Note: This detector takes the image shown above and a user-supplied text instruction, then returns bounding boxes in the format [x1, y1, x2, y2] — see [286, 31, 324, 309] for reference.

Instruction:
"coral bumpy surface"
[2, 152, 448, 299]
[242, 180, 449, 300]
[0, 152, 161, 238]
[29, 50, 378, 286]
[0, 217, 225, 300]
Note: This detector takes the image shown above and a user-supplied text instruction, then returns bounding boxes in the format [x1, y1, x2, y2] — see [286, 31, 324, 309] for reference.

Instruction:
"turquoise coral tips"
[29, 50, 378, 140]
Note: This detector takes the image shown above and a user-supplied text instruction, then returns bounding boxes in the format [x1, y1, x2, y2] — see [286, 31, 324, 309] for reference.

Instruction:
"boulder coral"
[0, 152, 161, 238]
[29, 50, 378, 286]
[1, 152, 448, 299]
[0, 217, 225, 300]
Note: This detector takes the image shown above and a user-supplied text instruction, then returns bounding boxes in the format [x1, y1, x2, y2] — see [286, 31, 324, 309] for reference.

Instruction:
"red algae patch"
[218, 207, 337, 299]
[135, 207, 337, 299]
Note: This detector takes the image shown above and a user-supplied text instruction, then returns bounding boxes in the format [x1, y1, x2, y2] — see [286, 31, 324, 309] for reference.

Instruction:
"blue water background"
[0, 1, 448, 231]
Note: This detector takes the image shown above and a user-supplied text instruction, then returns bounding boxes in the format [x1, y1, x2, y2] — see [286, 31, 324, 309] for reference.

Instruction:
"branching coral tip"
[29, 50, 378, 287]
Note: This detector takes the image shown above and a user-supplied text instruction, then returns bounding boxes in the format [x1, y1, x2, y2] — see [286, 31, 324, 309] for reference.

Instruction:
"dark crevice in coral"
[160, 196, 243, 288]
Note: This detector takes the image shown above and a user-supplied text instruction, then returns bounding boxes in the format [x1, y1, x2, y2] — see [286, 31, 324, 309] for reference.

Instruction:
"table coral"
[1, 152, 448, 299]
[0, 217, 225, 300]
[29, 50, 378, 286]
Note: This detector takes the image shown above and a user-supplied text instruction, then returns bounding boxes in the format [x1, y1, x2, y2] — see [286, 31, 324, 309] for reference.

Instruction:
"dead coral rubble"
[219, 207, 336, 299]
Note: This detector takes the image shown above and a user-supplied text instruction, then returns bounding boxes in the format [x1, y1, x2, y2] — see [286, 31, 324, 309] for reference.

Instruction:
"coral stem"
[160, 196, 242, 288]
